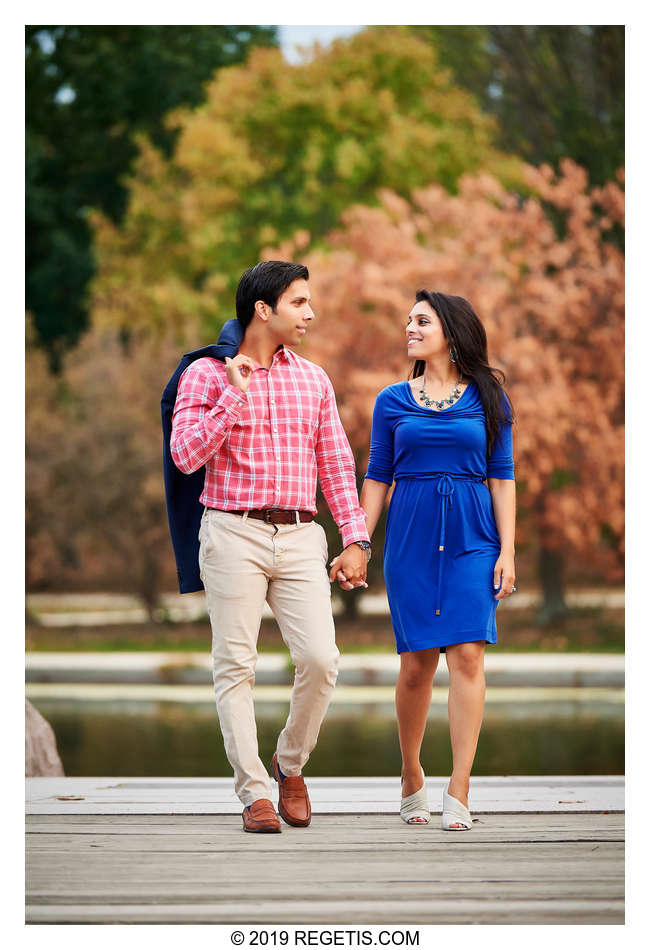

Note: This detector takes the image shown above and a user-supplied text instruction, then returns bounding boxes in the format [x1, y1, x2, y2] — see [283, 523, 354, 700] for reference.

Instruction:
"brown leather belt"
[211, 508, 314, 525]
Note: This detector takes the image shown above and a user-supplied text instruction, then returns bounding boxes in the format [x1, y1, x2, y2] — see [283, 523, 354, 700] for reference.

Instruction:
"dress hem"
[396, 631, 497, 654]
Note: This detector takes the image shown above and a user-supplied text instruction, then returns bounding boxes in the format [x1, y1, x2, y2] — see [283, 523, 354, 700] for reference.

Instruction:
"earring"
[449, 344, 458, 363]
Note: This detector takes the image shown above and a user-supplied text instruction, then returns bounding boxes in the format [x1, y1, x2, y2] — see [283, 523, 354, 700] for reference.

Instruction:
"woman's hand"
[329, 545, 368, 591]
[493, 551, 516, 600]
[225, 354, 257, 393]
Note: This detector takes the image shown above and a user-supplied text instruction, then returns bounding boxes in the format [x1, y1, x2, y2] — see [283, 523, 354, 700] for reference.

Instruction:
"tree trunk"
[140, 550, 161, 622]
[340, 592, 361, 621]
[537, 545, 568, 624]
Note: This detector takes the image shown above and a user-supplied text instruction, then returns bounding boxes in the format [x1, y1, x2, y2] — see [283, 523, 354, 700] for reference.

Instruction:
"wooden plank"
[28, 884, 622, 905]
[27, 818, 624, 850]
[26, 900, 623, 925]
[25, 813, 624, 924]
[25, 775, 625, 814]
[26, 809, 624, 824]
[25, 849, 624, 888]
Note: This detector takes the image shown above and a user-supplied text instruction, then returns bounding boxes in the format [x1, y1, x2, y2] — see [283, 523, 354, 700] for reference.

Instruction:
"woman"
[360, 290, 516, 830]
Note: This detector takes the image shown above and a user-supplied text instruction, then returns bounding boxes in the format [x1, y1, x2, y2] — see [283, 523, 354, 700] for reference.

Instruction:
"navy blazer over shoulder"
[161, 318, 244, 593]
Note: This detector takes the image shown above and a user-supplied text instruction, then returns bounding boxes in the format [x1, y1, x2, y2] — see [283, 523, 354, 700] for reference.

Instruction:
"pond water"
[38, 700, 624, 778]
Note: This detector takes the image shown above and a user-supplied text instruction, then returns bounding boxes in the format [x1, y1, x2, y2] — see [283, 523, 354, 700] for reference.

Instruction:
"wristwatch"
[353, 540, 372, 562]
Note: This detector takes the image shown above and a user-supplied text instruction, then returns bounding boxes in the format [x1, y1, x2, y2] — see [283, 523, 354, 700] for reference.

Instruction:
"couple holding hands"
[165, 259, 516, 834]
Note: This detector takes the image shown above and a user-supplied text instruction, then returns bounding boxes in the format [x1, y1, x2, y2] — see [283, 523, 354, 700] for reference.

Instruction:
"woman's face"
[405, 299, 448, 361]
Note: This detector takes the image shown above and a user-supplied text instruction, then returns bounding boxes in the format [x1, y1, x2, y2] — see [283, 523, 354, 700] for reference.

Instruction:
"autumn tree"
[27, 161, 622, 616]
[412, 26, 624, 186]
[290, 160, 623, 619]
[89, 26, 522, 346]
[26, 320, 185, 611]
[26, 25, 278, 363]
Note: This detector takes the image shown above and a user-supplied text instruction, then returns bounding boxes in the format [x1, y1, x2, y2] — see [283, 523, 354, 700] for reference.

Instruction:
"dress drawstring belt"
[394, 471, 485, 616]
[435, 474, 455, 616]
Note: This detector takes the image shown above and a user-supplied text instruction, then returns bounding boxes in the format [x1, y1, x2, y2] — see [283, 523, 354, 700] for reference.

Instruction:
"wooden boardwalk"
[26, 777, 623, 924]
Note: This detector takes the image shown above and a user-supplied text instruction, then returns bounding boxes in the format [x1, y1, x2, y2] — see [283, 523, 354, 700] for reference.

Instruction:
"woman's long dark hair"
[409, 290, 514, 456]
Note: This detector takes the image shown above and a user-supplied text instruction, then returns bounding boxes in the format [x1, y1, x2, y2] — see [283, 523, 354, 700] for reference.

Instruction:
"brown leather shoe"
[242, 798, 281, 833]
[271, 752, 312, 827]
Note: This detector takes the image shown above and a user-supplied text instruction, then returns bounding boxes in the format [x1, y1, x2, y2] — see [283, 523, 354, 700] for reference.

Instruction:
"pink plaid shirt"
[170, 346, 370, 549]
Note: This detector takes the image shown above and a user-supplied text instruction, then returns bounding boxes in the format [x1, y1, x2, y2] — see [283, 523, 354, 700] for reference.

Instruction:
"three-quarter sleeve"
[365, 391, 394, 485]
[487, 396, 515, 479]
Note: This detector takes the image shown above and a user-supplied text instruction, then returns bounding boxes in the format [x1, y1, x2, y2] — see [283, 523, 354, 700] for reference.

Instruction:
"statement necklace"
[419, 373, 464, 409]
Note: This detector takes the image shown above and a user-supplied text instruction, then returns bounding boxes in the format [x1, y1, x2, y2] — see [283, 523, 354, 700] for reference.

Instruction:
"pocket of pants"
[314, 521, 329, 563]
[198, 525, 206, 581]
[198, 511, 207, 545]
[198, 511, 214, 578]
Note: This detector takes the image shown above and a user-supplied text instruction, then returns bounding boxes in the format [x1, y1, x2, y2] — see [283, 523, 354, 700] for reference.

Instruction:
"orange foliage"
[280, 160, 624, 577]
[27, 160, 624, 596]
[26, 326, 187, 602]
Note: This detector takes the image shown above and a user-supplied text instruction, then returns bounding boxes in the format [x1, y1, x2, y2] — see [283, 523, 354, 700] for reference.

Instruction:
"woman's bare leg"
[396, 648, 440, 814]
[445, 641, 486, 827]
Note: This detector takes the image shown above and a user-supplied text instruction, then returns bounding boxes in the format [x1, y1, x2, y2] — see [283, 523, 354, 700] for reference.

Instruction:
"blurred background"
[25, 24, 624, 779]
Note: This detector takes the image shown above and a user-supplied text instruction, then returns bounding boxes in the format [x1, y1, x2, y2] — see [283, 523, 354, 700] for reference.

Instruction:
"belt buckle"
[263, 509, 282, 523]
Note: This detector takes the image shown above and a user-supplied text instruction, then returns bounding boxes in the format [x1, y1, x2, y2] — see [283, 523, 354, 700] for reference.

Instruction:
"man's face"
[266, 278, 315, 347]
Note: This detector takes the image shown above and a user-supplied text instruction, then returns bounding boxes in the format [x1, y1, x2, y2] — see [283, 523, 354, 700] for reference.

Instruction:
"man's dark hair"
[235, 261, 309, 329]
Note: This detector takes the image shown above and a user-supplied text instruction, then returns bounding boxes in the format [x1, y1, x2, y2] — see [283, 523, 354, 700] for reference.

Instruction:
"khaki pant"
[199, 508, 339, 806]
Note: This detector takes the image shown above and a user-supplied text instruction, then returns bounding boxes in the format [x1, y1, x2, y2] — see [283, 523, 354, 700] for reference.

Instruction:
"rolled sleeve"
[340, 517, 371, 549]
[315, 374, 370, 546]
[171, 361, 247, 474]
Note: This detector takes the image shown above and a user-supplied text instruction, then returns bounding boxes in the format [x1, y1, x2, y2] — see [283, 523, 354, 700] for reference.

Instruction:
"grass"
[26, 605, 624, 653]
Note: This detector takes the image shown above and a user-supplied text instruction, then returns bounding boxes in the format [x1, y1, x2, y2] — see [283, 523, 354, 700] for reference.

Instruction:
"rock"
[25, 700, 65, 776]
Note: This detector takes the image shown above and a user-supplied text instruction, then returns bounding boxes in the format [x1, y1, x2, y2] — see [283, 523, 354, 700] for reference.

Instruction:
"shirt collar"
[272, 345, 293, 365]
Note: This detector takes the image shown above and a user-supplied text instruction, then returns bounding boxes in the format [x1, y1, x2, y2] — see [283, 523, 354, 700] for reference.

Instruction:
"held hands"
[493, 552, 516, 600]
[329, 545, 369, 592]
[225, 355, 257, 393]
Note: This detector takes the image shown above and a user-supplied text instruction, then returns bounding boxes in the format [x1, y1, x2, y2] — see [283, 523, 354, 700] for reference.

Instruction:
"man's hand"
[225, 354, 257, 393]
[329, 545, 369, 591]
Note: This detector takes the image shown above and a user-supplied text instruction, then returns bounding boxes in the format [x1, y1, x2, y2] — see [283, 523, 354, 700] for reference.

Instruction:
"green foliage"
[412, 26, 624, 186]
[26, 25, 278, 364]
[600, 523, 618, 547]
[550, 468, 580, 491]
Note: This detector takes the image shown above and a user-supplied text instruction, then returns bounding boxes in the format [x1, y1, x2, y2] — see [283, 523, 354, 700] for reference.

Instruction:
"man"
[170, 260, 371, 833]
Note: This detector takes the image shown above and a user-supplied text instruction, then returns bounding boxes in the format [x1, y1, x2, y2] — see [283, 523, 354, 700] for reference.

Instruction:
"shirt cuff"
[201, 385, 247, 437]
[340, 518, 371, 549]
[218, 384, 248, 413]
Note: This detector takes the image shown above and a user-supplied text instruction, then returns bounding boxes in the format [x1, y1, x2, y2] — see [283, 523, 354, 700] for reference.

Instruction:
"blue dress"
[365, 380, 515, 653]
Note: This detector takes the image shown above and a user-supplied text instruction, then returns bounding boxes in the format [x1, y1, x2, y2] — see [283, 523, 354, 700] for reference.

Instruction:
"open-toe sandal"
[441, 788, 473, 831]
[400, 771, 430, 825]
